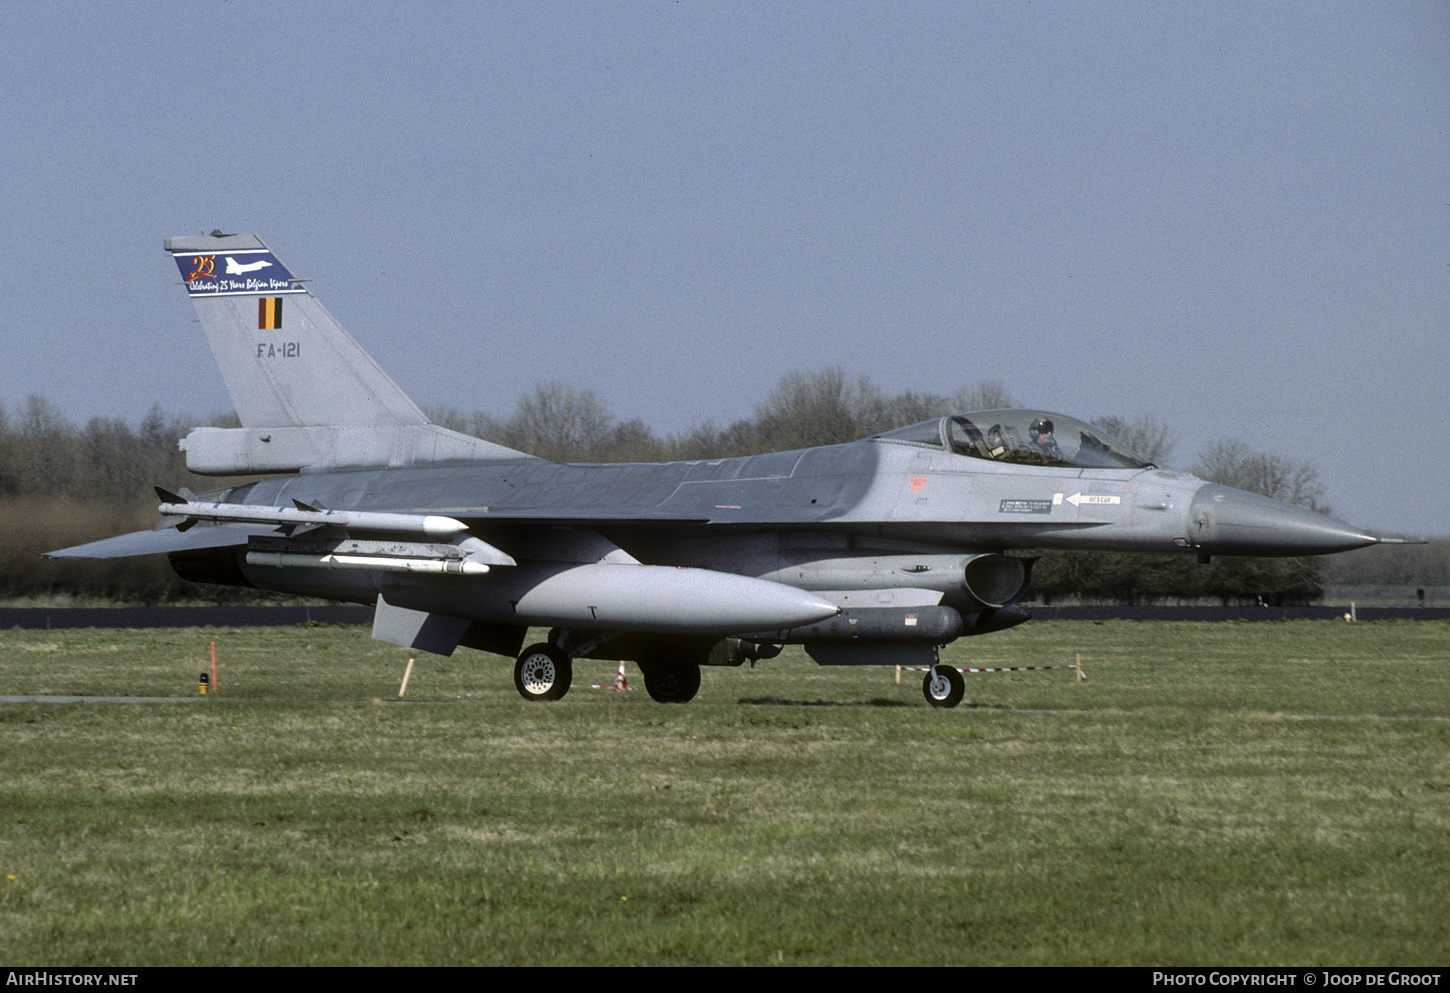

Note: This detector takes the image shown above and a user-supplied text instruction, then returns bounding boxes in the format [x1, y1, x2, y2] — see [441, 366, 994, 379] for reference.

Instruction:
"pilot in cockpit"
[1029, 417, 1063, 460]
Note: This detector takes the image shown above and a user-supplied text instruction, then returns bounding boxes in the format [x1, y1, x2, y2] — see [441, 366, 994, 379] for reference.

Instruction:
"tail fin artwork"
[166, 233, 531, 474]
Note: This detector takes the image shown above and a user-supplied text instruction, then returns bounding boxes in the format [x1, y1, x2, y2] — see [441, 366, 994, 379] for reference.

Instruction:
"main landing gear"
[923, 662, 965, 709]
[514, 643, 572, 702]
[512, 641, 702, 704]
[638, 661, 701, 704]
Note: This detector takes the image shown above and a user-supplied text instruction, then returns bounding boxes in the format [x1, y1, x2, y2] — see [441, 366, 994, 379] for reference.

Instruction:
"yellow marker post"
[199, 672, 210, 695]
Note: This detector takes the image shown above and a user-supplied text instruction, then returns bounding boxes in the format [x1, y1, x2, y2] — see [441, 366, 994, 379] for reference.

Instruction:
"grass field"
[2, 620, 1447, 966]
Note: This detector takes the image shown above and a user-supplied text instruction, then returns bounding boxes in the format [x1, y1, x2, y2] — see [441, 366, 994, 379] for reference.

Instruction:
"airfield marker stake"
[211, 641, 217, 692]
[399, 658, 415, 697]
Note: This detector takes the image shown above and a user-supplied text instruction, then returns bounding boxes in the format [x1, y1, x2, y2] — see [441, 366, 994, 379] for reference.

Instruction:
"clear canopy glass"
[873, 410, 1153, 470]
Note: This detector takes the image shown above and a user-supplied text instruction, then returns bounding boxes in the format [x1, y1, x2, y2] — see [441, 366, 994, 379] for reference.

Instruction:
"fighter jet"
[223, 256, 272, 275]
[48, 234, 1392, 708]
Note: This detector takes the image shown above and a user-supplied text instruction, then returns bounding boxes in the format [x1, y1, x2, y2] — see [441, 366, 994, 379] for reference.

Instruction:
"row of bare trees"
[425, 372, 1018, 463]
[1, 372, 1435, 604]
[0, 395, 241, 602]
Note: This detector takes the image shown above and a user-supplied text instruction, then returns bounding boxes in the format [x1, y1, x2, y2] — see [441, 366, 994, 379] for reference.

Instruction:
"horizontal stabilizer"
[45, 525, 254, 560]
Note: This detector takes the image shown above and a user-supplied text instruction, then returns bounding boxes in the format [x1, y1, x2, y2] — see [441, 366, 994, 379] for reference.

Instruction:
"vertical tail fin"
[165, 233, 531, 473]
[167, 233, 427, 428]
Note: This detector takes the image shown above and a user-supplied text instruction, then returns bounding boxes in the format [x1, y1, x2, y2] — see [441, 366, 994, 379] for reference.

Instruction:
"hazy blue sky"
[3, 2, 1446, 535]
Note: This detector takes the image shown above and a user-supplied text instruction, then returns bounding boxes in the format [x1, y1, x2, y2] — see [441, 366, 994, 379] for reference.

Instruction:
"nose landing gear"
[923, 662, 964, 709]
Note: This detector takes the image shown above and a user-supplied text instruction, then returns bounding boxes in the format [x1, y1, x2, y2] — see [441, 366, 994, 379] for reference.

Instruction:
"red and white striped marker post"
[591, 663, 635, 692]
[900, 657, 1088, 681]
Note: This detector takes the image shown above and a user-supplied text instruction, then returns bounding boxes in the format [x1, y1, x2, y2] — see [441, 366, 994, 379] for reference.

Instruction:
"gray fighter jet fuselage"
[49, 234, 1390, 708]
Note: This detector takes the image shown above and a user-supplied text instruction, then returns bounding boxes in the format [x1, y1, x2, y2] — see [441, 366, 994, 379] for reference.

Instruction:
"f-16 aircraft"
[49, 234, 1392, 708]
[224, 256, 272, 275]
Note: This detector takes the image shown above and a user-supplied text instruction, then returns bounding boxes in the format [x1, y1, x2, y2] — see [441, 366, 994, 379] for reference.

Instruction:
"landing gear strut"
[923, 663, 964, 709]
[514, 643, 572, 702]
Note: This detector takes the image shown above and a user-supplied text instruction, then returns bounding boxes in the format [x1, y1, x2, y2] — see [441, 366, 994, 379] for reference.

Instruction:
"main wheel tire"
[923, 664, 965, 709]
[514, 643, 572, 702]
[641, 662, 701, 704]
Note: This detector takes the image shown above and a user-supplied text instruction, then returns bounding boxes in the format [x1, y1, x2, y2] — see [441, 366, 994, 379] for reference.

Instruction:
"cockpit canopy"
[872, 410, 1153, 470]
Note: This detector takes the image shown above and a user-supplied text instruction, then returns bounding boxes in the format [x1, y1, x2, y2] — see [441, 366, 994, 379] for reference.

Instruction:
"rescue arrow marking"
[1066, 493, 1122, 508]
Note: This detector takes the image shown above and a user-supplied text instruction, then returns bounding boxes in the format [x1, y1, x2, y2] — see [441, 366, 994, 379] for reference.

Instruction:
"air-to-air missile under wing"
[47, 234, 1394, 707]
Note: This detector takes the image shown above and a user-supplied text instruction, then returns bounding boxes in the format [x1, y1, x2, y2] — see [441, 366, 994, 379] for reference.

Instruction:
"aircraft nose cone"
[1188, 484, 1379, 556]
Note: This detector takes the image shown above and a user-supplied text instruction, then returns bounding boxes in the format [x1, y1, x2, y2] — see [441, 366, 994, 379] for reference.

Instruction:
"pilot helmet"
[1030, 417, 1054, 437]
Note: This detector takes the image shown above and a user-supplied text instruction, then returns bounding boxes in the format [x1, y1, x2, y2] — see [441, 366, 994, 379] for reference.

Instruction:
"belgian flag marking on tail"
[258, 297, 283, 330]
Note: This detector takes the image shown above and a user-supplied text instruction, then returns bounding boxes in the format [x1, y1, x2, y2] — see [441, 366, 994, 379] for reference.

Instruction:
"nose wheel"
[514, 643, 572, 701]
[923, 663, 964, 709]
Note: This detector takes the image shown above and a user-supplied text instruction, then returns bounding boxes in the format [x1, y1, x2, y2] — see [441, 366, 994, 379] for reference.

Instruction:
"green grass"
[2, 621, 1447, 965]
